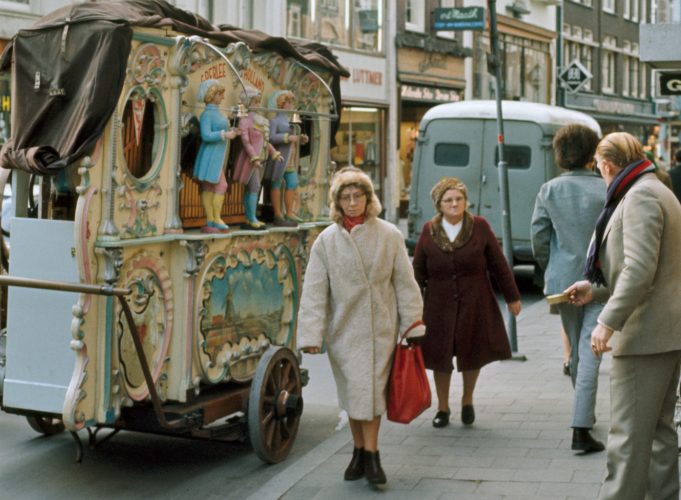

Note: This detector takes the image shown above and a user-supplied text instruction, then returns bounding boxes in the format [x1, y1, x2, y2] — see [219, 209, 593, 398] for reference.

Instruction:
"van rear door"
[410, 118, 484, 234]
[479, 120, 545, 262]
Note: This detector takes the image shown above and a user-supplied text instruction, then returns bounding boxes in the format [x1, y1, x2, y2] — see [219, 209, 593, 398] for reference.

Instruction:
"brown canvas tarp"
[0, 0, 348, 175]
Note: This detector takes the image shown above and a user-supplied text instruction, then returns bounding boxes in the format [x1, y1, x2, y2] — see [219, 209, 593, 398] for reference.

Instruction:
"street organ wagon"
[0, 0, 347, 463]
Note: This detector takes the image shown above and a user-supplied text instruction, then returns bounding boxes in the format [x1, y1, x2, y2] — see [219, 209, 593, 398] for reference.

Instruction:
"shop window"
[434, 143, 469, 167]
[331, 106, 384, 196]
[494, 145, 531, 169]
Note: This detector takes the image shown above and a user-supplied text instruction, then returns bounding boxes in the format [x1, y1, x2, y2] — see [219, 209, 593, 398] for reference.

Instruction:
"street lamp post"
[487, 0, 523, 357]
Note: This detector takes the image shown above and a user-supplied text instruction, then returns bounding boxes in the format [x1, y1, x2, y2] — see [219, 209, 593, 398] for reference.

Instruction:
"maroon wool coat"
[412, 215, 520, 372]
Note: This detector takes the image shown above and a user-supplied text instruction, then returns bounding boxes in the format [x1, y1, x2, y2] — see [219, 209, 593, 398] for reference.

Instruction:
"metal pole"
[556, 4, 565, 107]
[487, 0, 521, 355]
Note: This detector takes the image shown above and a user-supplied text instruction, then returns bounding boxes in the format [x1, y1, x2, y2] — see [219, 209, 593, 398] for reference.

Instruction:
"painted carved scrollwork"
[115, 251, 173, 402]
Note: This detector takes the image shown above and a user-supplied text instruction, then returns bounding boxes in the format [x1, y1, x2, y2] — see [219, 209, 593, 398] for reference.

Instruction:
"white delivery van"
[406, 100, 601, 263]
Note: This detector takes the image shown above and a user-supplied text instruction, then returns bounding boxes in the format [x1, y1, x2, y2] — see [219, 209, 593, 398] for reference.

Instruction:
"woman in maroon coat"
[413, 177, 521, 427]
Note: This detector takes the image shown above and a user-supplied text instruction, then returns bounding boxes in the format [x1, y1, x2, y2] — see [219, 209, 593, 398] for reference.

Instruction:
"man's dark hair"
[553, 124, 600, 170]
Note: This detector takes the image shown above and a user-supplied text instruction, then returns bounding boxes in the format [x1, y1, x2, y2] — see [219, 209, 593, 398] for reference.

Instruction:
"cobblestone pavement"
[248, 300, 615, 500]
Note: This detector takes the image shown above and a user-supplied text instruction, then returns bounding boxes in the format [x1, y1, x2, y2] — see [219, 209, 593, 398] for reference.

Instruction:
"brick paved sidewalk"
[250, 300, 613, 500]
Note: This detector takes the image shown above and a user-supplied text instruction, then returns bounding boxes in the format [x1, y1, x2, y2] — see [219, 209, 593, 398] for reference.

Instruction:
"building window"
[353, 0, 383, 52]
[602, 50, 615, 93]
[639, 61, 647, 98]
[287, 4, 303, 37]
[405, 0, 425, 32]
[437, 0, 456, 39]
[603, 0, 615, 14]
[286, 0, 384, 52]
[475, 33, 551, 103]
[319, 0, 349, 46]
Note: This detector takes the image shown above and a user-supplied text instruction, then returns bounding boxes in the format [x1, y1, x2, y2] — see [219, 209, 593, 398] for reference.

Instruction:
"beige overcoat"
[592, 172, 681, 355]
[296, 218, 425, 420]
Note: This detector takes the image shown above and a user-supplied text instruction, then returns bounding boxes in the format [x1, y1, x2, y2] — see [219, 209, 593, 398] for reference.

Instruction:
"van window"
[494, 145, 531, 169]
[434, 143, 469, 167]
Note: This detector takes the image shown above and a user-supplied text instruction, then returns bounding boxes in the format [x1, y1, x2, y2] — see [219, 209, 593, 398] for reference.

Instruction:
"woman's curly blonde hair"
[328, 166, 382, 223]
[203, 82, 225, 104]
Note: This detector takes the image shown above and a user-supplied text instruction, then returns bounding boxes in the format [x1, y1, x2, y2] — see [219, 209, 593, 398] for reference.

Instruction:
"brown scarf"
[429, 211, 474, 252]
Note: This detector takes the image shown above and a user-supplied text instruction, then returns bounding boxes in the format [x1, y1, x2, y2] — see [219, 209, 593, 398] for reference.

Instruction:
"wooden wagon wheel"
[26, 415, 65, 436]
[247, 346, 303, 464]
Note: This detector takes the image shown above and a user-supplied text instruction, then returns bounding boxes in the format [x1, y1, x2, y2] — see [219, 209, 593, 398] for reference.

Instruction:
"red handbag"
[387, 320, 431, 424]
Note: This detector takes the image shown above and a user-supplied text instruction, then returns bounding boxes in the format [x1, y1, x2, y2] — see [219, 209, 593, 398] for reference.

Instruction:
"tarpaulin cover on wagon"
[0, 0, 349, 175]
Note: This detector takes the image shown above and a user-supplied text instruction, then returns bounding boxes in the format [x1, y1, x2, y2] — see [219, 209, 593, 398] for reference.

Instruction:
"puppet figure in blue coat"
[193, 79, 239, 233]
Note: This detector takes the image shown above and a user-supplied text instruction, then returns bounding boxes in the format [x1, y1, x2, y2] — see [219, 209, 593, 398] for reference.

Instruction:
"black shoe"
[364, 450, 386, 485]
[563, 361, 571, 376]
[461, 405, 475, 425]
[344, 447, 364, 481]
[432, 410, 451, 428]
[572, 428, 605, 453]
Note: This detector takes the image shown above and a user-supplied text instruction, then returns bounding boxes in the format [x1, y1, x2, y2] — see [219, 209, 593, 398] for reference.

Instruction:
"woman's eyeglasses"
[339, 192, 366, 204]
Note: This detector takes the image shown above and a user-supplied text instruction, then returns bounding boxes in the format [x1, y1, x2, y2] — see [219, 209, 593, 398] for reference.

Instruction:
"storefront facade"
[395, 33, 468, 213]
[331, 51, 390, 204]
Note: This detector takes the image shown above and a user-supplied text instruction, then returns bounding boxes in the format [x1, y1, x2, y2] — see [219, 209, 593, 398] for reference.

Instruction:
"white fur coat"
[296, 218, 425, 420]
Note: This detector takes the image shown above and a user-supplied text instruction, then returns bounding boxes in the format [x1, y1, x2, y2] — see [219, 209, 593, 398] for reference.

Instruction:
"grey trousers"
[557, 301, 603, 428]
[599, 350, 681, 500]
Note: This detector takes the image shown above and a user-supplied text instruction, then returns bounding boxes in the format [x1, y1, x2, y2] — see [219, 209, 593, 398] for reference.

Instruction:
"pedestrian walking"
[296, 166, 425, 487]
[412, 177, 521, 428]
[566, 132, 681, 500]
[667, 148, 681, 202]
[531, 124, 606, 453]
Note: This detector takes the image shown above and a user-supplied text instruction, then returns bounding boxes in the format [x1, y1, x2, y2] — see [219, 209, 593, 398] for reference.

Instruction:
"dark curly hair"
[552, 124, 600, 171]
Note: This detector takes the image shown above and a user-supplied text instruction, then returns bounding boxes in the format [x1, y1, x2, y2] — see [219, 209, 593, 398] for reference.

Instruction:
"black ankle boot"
[364, 450, 386, 485]
[572, 428, 605, 453]
[344, 447, 364, 480]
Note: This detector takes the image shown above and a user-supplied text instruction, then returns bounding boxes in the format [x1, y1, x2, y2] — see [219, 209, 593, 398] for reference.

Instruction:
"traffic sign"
[559, 59, 592, 94]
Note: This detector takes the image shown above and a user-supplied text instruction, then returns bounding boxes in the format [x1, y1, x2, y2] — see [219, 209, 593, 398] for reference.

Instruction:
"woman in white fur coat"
[297, 166, 425, 487]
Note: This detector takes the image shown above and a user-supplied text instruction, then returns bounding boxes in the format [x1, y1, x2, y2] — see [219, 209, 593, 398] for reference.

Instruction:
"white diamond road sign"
[559, 59, 593, 94]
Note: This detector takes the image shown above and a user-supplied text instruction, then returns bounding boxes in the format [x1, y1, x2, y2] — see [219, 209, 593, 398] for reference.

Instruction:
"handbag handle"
[398, 320, 424, 344]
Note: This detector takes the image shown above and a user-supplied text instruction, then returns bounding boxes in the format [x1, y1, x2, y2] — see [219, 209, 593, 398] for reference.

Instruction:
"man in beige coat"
[567, 132, 681, 500]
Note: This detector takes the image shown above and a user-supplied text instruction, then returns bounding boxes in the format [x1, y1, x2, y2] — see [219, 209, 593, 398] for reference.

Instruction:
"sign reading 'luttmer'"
[432, 7, 485, 31]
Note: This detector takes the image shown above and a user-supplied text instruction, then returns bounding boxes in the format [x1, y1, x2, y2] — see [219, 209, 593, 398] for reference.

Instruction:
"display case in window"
[331, 106, 384, 199]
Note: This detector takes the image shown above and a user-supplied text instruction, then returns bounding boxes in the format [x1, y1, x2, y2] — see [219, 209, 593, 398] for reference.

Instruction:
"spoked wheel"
[248, 346, 303, 464]
[26, 415, 65, 436]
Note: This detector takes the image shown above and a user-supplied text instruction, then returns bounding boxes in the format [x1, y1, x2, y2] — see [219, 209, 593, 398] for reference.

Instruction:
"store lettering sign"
[659, 73, 681, 95]
[433, 7, 485, 31]
[593, 98, 636, 114]
[1, 95, 9, 112]
[401, 85, 461, 103]
[352, 68, 383, 86]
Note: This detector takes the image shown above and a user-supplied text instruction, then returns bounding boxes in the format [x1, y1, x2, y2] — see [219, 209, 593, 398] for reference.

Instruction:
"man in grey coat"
[531, 124, 606, 453]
